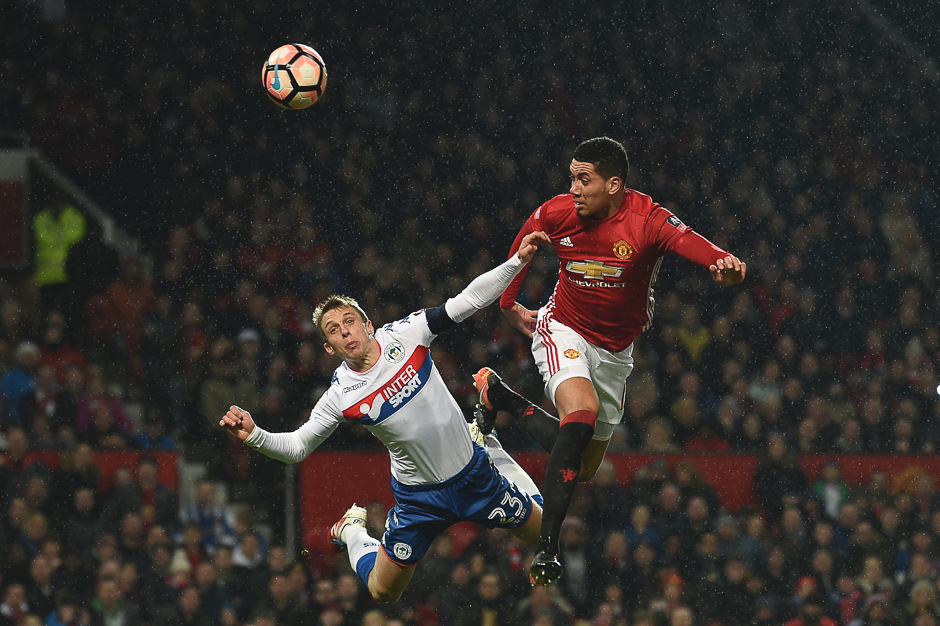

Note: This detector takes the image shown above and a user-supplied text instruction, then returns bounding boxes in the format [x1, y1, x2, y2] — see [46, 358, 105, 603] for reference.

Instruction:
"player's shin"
[537, 413, 596, 551]
[519, 405, 560, 452]
[346, 526, 381, 585]
[489, 383, 560, 452]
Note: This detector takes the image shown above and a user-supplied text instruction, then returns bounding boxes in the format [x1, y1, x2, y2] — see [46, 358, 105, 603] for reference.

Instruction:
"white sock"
[345, 525, 381, 571]
[487, 442, 541, 500]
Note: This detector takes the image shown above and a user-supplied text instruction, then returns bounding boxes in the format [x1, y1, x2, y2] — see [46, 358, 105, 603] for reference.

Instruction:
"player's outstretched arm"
[221, 403, 338, 464]
[498, 226, 549, 339]
[499, 231, 549, 338]
[709, 254, 747, 285]
[220, 405, 255, 441]
[436, 231, 549, 329]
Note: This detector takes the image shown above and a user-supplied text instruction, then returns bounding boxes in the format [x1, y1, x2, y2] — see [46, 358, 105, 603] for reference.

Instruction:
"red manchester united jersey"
[500, 190, 728, 352]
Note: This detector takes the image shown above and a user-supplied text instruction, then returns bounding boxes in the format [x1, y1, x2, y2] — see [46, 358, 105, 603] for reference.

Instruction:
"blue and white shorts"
[382, 444, 534, 566]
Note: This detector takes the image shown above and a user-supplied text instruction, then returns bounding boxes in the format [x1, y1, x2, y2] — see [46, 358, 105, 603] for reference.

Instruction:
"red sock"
[560, 409, 597, 428]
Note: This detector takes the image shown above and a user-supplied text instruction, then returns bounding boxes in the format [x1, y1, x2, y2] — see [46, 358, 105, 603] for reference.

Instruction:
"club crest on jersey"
[393, 542, 413, 560]
[384, 340, 405, 364]
[564, 349, 580, 359]
[613, 239, 633, 260]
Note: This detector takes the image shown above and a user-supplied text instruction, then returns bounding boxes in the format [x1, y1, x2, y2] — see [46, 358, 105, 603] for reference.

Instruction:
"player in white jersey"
[220, 231, 550, 603]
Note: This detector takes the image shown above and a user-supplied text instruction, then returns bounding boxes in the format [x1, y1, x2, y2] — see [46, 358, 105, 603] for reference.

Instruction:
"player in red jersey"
[475, 136, 746, 584]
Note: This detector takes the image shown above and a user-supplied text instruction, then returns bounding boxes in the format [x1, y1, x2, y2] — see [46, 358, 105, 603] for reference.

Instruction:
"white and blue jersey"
[246, 309, 476, 485]
[313, 309, 477, 485]
[244, 254, 536, 566]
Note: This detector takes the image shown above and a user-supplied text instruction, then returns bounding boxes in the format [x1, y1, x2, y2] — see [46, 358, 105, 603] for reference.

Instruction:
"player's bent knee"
[370, 588, 402, 603]
[368, 580, 403, 603]
[367, 558, 413, 603]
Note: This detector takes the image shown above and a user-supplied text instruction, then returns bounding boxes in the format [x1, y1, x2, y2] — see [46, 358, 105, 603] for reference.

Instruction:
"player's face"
[570, 160, 619, 219]
[321, 306, 375, 361]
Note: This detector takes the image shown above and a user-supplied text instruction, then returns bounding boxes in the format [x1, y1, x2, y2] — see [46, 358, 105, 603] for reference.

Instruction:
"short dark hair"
[573, 137, 629, 181]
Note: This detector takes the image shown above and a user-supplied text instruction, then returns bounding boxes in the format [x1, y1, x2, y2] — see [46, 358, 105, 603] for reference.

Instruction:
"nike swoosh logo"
[271, 63, 281, 90]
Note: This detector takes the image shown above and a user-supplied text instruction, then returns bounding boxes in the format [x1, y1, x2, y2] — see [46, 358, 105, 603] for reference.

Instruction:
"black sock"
[538, 421, 594, 555]
[489, 381, 559, 452]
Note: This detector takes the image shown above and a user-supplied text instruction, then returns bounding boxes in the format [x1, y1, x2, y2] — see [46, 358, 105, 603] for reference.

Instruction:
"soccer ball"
[262, 44, 327, 110]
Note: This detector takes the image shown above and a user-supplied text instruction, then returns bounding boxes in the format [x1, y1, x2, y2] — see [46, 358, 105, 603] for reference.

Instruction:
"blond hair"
[312, 295, 370, 340]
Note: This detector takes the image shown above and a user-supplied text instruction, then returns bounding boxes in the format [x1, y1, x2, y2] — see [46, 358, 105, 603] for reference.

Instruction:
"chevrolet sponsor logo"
[566, 260, 623, 280]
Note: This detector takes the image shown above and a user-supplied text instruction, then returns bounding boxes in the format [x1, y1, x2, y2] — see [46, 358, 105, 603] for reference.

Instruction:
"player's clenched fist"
[220, 405, 256, 441]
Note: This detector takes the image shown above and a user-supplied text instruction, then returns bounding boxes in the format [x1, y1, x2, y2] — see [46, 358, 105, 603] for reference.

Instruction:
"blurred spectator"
[62, 487, 99, 561]
[99, 455, 177, 534]
[785, 591, 838, 626]
[0, 583, 29, 625]
[191, 561, 228, 625]
[152, 585, 206, 626]
[557, 516, 601, 616]
[253, 573, 303, 626]
[75, 372, 133, 437]
[753, 433, 809, 522]
[197, 338, 260, 474]
[88, 577, 141, 626]
[18, 363, 78, 446]
[454, 571, 512, 626]
[136, 409, 176, 450]
[435, 562, 474, 625]
[38, 311, 88, 385]
[0, 302, 31, 374]
[23, 554, 56, 619]
[626, 505, 662, 558]
[584, 460, 630, 541]
[813, 461, 852, 522]
[1, 341, 40, 426]
[103, 256, 155, 369]
[179, 481, 237, 557]
[79, 401, 134, 451]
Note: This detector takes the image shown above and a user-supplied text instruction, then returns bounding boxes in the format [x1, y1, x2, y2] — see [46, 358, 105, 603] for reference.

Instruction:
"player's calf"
[473, 367, 560, 451]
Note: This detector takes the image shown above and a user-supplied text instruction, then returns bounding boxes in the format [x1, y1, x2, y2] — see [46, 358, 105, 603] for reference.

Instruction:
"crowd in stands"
[6, 439, 940, 626]
[1, 0, 939, 623]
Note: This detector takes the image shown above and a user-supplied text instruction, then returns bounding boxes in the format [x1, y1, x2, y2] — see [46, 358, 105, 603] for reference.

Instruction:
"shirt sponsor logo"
[566, 260, 623, 281]
[384, 340, 405, 363]
[559, 236, 574, 247]
[613, 239, 633, 260]
[342, 346, 433, 424]
[564, 349, 580, 359]
[384, 365, 421, 408]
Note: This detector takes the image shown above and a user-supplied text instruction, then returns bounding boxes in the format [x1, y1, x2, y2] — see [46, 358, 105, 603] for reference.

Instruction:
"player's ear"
[607, 176, 623, 195]
[366, 320, 374, 336]
[323, 342, 335, 356]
